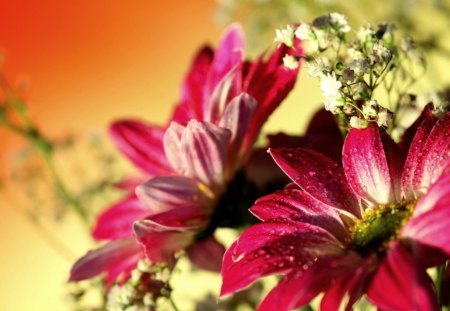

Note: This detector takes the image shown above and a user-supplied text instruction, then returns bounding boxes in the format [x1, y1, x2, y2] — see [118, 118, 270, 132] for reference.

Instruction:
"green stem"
[168, 297, 180, 311]
[38, 141, 90, 226]
[301, 305, 314, 311]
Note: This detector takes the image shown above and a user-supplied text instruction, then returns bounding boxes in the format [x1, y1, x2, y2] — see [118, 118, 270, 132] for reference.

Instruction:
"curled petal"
[367, 242, 438, 311]
[163, 122, 185, 172]
[206, 66, 242, 123]
[270, 148, 360, 217]
[242, 44, 299, 153]
[181, 120, 231, 188]
[343, 124, 393, 206]
[69, 239, 141, 285]
[134, 220, 196, 264]
[148, 204, 209, 229]
[220, 222, 344, 297]
[204, 23, 244, 105]
[93, 196, 150, 240]
[412, 112, 450, 193]
[402, 105, 438, 199]
[110, 120, 172, 176]
[187, 237, 226, 272]
[219, 93, 257, 164]
[136, 175, 204, 213]
[399, 104, 435, 153]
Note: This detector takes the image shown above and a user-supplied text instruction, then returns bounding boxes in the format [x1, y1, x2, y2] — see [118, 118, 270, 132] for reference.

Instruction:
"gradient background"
[0, 1, 321, 310]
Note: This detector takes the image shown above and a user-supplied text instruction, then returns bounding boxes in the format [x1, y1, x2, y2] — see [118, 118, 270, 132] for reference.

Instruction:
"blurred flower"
[221, 104, 450, 310]
[70, 24, 299, 288]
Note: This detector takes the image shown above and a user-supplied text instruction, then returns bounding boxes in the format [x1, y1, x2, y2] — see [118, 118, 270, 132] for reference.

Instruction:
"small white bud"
[350, 116, 368, 129]
[283, 55, 299, 70]
[275, 25, 295, 47]
[295, 23, 316, 41]
[377, 109, 392, 127]
[329, 12, 351, 33]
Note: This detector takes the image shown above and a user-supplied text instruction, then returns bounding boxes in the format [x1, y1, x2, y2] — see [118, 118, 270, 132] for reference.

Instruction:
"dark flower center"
[349, 202, 414, 254]
[196, 171, 261, 240]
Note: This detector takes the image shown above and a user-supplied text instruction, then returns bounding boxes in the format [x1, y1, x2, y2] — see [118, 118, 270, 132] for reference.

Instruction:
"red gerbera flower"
[221, 104, 450, 310]
[70, 24, 299, 284]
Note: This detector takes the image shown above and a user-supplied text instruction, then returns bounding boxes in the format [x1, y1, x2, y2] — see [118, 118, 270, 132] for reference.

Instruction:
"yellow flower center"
[349, 202, 414, 254]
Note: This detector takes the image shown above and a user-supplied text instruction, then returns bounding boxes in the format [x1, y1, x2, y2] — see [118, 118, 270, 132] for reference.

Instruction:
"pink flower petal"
[206, 65, 243, 123]
[136, 175, 204, 214]
[220, 222, 344, 297]
[69, 239, 141, 284]
[250, 188, 349, 242]
[114, 176, 146, 191]
[257, 255, 359, 311]
[92, 196, 150, 240]
[163, 121, 185, 172]
[320, 255, 375, 311]
[219, 93, 257, 164]
[380, 131, 405, 202]
[399, 104, 435, 153]
[413, 170, 450, 216]
[343, 124, 393, 206]
[241, 44, 299, 153]
[367, 242, 438, 311]
[412, 112, 450, 193]
[204, 24, 244, 105]
[133, 220, 196, 264]
[110, 120, 172, 176]
[270, 148, 360, 217]
[402, 105, 438, 199]
[171, 46, 214, 124]
[180, 120, 231, 188]
[148, 204, 209, 229]
[187, 237, 226, 272]
[402, 190, 450, 256]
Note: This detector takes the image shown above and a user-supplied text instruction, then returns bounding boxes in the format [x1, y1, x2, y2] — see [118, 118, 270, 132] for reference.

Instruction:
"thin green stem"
[39, 146, 90, 226]
[436, 263, 446, 306]
[1, 76, 90, 226]
[301, 305, 314, 311]
[168, 296, 180, 311]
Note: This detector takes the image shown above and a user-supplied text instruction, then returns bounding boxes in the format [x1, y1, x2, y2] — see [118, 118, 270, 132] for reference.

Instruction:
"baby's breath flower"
[362, 100, 378, 118]
[347, 47, 365, 60]
[349, 116, 368, 129]
[377, 108, 392, 127]
[274, 24, 295, 47]
[295, 23, 316, 41]
[349, 59, 370, 75]
[329, 12, 351, 33]
[307, 58, 327, 77]
[357, 25, 375, 43]
[320, 72, 342, 98]
[373, 42, 391, 60]
[324, 95, 345, 113]
[283, 55, 299, 69]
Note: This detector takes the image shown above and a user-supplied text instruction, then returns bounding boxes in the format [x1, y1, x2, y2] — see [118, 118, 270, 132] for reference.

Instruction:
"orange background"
[0, 1, 222, 310]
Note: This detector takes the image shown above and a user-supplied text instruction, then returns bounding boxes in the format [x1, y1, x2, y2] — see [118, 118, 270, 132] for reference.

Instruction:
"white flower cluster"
[274, 13, 426, 131]
[106, 259, 171, 311]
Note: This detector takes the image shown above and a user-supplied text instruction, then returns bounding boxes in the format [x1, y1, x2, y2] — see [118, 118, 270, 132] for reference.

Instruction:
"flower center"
[349, 202, 414, 254]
